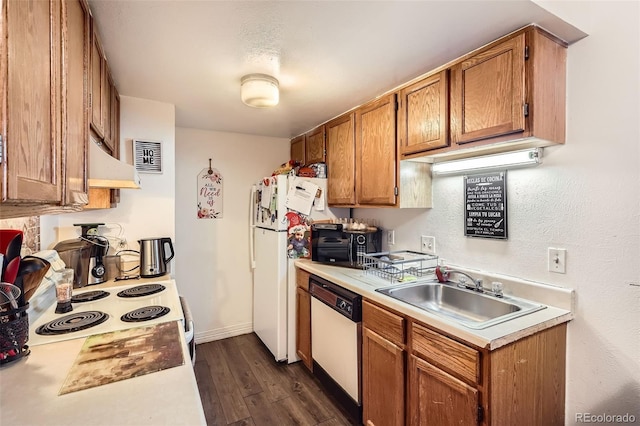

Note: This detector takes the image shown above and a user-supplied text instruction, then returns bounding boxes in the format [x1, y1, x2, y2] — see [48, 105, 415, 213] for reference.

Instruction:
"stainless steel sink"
[376, 281, 545, 329]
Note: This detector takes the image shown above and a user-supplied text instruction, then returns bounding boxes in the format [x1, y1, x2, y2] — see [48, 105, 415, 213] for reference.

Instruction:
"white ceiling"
[88, 0, 585, 139]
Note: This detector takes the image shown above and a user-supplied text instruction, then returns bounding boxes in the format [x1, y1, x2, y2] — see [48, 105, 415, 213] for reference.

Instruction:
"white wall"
[358, 2, 640, 423]
[41, 96, 177, 266]
[174, 127, 289, 342]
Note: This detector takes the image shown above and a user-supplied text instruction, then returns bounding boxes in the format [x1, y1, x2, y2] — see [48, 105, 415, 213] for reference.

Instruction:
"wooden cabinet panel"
[412, 322, 480, 385]
[489, 324, 566, 426]
[296, 286, 312, 371]
[102, 68, 114, 151]
[326, 113, 356, 205]
[2, 0, 63, 204]
[451, 34, 526, 145]
[409, 355, 478, 426]
[290, 135, 305, 166]
[398, 70, 449, 155]
[305, 126, 325, 164]
[296, 268, 310, 291]
[90, 22, 105, 138]
[62, 0, 90, 206]
[363, 300, 405, 346]
[355, 94, 397, 206]
[363, 327, 405, 426]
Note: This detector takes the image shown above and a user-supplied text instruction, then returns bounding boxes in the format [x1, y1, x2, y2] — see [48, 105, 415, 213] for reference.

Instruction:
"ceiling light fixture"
[431, 148, 543, 175]
[240, 73, 279, 108]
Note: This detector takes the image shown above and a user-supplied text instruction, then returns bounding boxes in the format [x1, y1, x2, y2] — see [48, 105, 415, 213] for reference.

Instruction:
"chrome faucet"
[436, 266, 484, 292]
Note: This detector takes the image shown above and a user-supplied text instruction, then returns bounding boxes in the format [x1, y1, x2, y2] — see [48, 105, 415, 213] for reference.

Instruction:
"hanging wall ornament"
[197, 159, 223, 219]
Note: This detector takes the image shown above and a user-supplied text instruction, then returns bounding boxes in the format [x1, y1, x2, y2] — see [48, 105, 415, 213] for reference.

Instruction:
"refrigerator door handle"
[250, 185, 257, 269]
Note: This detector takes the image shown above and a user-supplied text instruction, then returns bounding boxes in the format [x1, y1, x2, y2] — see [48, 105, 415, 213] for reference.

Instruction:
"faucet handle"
[491, 281, 503, 297]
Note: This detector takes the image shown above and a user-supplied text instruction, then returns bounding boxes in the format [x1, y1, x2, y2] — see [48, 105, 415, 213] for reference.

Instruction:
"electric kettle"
[138, 237, 174, 278]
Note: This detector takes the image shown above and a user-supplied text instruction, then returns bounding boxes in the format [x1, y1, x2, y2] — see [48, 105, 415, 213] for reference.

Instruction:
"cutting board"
[59, 321, 184, 395]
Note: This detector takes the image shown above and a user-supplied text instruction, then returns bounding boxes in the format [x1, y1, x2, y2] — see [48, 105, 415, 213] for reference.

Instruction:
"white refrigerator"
[250, 174, 345, 363]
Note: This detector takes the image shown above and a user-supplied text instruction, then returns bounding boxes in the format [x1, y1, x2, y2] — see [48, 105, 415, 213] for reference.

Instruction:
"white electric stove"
[28, 280, 185, 347]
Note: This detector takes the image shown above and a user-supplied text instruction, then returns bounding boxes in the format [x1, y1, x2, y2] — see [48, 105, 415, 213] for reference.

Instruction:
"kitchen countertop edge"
[295, 259, 574, 350]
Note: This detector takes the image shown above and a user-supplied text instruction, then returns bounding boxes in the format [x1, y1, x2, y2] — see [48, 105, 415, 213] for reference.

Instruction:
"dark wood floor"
[194, 333, 354, 425]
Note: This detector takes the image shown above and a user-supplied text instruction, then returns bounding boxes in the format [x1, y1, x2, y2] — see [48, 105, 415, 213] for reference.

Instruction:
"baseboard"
[195, 322, 253, 344]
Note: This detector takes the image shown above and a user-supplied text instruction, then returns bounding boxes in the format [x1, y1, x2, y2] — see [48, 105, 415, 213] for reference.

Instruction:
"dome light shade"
[241, 74, 279, 108]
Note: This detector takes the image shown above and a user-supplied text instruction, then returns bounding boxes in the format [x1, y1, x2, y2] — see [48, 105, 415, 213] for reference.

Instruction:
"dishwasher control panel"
[309, 275, 362, 322]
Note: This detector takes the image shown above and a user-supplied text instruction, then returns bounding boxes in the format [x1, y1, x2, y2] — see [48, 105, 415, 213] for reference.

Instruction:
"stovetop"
[28, 280, 184, 346]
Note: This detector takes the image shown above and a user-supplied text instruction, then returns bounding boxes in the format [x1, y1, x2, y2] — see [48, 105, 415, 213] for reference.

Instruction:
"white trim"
[194, 322, 254, 344]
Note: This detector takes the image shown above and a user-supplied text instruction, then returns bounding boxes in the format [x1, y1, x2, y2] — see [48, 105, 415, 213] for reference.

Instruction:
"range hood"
[88, 141, 142, 189]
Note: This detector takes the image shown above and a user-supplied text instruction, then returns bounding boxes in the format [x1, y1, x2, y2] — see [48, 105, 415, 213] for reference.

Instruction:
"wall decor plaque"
[464, 171, 507, 239]
[197, 159, 223, 219]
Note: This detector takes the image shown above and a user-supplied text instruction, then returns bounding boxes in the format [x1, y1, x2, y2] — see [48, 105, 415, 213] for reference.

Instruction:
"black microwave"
[311, 223, 382, 268]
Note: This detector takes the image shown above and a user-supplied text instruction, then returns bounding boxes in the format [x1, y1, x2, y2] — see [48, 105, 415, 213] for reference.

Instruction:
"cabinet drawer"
[411, 323, 479, 384]
[363, 300, 405, 346]
[296, 269, 310, 291]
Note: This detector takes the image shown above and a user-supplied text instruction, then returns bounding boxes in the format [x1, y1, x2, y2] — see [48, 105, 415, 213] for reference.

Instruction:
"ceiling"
[88, 0, 585, 139]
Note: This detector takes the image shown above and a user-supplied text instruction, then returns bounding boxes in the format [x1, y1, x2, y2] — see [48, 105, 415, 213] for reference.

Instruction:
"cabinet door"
[326, 113, 356, 205]
[355, 94, 397, 206]
[290, 135, 305, 166]
[305, 126, 325, 164]
[102, 67, 114, 152]
[409, 355, 479, 426]
[398, 70, 449, 155]
[363, 327, 405, 426]
[62, 0, 90, 206]
[2, 0, 63, 204]
[296, 287, 312, 371]
[451, 34, 526, 145]
[90, 21, 105, 139]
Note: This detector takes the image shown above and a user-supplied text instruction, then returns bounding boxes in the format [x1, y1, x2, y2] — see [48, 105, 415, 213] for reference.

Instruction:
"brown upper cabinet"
[90, 23, 106, 140]
[63, 0, 91, 206]
[290, 135, 306, 166]
[398, 70, 449, 156]
[325, 113, 356, 205]
[1, 0, 92, 219]
[305, 126, 325, 164]
[356, 94, 398, 206]
[450, 26, 566, 149]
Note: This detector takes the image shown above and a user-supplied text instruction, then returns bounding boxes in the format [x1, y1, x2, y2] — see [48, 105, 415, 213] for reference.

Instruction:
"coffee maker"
[54, 223, 109, 288]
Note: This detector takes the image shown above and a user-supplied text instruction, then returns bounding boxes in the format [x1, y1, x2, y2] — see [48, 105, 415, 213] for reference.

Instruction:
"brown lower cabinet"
[295, 269, 312, 371]
[362, 298, 566, 426]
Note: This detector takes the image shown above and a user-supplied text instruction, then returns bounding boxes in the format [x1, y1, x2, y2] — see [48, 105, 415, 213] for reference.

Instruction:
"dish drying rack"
[361, 250, 439, 283]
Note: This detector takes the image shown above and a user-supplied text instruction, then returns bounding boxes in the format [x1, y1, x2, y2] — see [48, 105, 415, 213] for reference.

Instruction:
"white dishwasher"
[310, 274, 362, 424]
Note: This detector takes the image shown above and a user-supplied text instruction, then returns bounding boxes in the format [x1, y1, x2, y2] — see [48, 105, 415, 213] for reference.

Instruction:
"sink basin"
[376, 281, 545, 329]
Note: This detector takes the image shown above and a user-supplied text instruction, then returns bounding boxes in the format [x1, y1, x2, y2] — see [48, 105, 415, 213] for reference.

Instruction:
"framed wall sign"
[464, 171, 507, 239]
[134, 140, 163, 173]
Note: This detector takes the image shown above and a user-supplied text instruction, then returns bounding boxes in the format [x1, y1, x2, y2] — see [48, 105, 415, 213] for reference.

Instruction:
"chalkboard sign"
[464, 172, 507, 239]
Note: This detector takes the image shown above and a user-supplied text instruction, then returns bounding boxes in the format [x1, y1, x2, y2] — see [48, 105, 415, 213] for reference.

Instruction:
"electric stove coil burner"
[121, 306, 170, 322]
[117, 284, 166, 298]
[35, 311, 109, 335]
[71, 290, 110, 303]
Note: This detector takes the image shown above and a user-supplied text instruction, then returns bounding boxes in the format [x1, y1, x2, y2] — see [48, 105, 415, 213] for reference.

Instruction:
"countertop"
[0, 274, 206, 426]
[295, 259, 575, 350]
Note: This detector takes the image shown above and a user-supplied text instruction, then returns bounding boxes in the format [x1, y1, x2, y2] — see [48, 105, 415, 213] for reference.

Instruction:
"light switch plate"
[548, 248, 566, 273]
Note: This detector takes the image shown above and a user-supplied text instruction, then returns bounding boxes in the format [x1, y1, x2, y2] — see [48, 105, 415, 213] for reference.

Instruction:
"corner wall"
[174, 127, 289, 342]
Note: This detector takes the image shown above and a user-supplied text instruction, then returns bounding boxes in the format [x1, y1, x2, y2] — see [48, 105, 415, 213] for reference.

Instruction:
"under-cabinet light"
[431, 148, 542, 175]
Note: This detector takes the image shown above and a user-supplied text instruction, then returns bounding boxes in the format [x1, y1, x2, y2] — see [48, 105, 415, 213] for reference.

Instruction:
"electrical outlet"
[387, 230, 395, 245]
[548, 248, 567, 273]
[421, 236, 436, 254]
